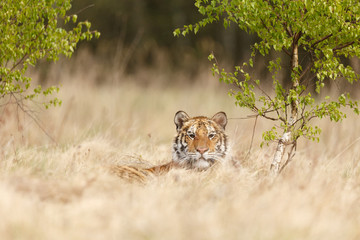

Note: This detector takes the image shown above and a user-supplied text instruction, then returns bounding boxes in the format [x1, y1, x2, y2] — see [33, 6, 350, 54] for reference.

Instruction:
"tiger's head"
[172, 111, 228, 170]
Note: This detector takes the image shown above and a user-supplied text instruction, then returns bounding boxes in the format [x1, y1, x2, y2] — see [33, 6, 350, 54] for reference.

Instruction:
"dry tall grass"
[0, 63, 360, 240]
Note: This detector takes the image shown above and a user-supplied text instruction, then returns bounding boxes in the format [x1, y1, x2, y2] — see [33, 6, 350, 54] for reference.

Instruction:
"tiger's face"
[172, 111, 228, 170]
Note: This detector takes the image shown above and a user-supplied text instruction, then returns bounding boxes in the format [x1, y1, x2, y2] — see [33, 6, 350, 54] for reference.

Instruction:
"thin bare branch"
[72, 4, 95, 16]
[246, 115, 258, 159]
[298, 62, 313, 82]
[253, 80, 285, 123]
[10, 92, 57, 144]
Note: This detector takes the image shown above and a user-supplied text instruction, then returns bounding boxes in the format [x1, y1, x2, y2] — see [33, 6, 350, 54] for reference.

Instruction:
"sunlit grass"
[0, 64, 359, 239]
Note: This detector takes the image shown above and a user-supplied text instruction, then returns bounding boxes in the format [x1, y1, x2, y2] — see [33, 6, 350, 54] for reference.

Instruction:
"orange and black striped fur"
[111, 111, 228, 182]
[110, 162, 178, 182]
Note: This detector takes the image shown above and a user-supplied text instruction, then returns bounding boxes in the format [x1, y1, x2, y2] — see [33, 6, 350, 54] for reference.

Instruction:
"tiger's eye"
[208, 133, 216, 139]
[187, 133, 195, 139]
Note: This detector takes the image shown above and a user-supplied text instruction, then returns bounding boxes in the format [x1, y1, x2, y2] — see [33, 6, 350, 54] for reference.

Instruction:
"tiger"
[111, 111, 229, 182]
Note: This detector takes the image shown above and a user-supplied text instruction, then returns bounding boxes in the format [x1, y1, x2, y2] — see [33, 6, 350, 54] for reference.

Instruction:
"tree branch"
[10, 54, 29, 72]
[264, 0, 293, 38]
[278, 141, 296, 173]
[298, 62, 313, 83]
[311, 34, 333, 48]
[333, 41, 355, 52]
[72, 4, 95, 16]
[282, 47, 291, 57]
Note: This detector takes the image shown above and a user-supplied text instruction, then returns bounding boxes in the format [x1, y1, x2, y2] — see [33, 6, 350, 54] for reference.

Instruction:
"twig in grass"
[245, 115, 258, 159]
[9, 92, 57, 144]
[330, 136, 360, 163]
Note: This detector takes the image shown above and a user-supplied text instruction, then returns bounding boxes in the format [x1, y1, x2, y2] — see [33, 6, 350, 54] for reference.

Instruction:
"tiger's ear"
[174, 111, 190, 132]
[212, 112, 227, 130]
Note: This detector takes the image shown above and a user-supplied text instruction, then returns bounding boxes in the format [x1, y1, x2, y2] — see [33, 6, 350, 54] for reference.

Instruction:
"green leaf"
[173, 28, 181, 37]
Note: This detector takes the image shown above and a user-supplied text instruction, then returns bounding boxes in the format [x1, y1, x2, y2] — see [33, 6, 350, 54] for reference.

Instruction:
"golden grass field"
[1, 62, 360, 240]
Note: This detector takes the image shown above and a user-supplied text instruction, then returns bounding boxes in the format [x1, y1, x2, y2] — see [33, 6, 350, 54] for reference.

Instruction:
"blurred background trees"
[36, 0, 359, 89]
[54, 0, 257, 82]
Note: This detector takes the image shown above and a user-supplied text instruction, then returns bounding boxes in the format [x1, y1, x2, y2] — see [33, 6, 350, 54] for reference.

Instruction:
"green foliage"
[0, 0, 99, 108]
[175, 0, 360, 146]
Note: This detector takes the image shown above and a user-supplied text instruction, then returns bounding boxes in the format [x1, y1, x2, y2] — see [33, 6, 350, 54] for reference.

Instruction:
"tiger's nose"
[196, 147, 209, 154]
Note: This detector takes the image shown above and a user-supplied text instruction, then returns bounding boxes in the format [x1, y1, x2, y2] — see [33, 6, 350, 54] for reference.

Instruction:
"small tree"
[0, 0, 99, 109]
[175, 0, 360, 174]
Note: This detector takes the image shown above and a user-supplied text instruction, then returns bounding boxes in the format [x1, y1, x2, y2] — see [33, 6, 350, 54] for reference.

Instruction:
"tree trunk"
[270, 34, 300, 174]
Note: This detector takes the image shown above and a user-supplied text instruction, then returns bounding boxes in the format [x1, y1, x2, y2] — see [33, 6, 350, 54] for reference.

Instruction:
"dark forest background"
[62, 0, 258, 80]
[37, 0, 359, 91]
